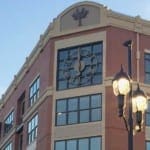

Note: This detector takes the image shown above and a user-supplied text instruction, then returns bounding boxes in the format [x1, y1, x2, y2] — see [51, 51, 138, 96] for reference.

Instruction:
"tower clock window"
[57, 42, 103, 90]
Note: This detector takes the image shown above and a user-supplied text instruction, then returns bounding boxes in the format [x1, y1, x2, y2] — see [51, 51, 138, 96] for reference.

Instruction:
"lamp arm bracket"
[123, 115, 129, 132]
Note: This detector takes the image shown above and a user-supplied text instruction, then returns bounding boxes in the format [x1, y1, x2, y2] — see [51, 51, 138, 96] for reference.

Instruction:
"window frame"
[144, 53, 150, 84]
[54, 136, 102, 150]
[55, 93, 102, 126]
[56, 42, 103, 90]
[27, 114, 38, 145]
[146, 141, 150, 150]
[29, 76, 40, 106]
[17, 92, 25, 125]
[146, 100, 150, 126]
[3, 142, 12, 150]
[4, 110, 14, 135]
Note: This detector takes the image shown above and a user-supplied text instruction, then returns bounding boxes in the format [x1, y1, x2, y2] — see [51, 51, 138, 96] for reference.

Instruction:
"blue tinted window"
[67, 140, 77, 150]
[56, 94, 102, 126]
[80, 110, 89, 123]
[79, 138, 88, 150]
[68, 98, 78, 111]
[56, 113, 67, 126]
[4, 111, 14, 134]
[4, 142, 12, 150]
[27, 114, 38, 145]
[90, 137, 101, 150]
[145, 53, 150, 84]
[91, 95, 101, 108]
[57, 80, 67, 90]
[58, 51, 68, 61]
[146, 101, 150, 126]
[55, 136, 102, 150]
[146, 141, 150, 150]
[68, 112, 78, 124]
[29, 76, 40, 106]
[91, 108, 101, 121]
[55, 141, 65, 150]
[80, 96, 89, 109]
[57, 42, 103, 90]
[56, 100, 67, 113]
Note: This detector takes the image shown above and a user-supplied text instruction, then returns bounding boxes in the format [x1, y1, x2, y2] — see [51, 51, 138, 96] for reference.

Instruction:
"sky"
[0, 0, 150, 98]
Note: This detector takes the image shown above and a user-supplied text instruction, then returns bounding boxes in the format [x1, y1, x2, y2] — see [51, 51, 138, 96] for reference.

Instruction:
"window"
[146, 141, 150, 150]
[57, 42, 103, 90]
[56, 94, 102, 126]
[18, 133, 23, 150]
[144, 53, 150, 84]
[146, 100, 150, 126]
[17, 92, 25, 124]
[3, 142, 12, 150]
[4, 111, 14, 134]
[27, 114, 38, 145]
[55, 136, 102, 150]
[29, 76, 40, 106]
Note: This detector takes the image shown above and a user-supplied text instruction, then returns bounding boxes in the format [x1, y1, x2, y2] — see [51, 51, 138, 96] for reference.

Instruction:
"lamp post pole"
[123, 40, 133, 150]
[113, 40, 147, 150]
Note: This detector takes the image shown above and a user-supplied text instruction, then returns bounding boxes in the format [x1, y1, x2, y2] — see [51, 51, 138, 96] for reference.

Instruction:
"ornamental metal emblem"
[61, 48, 98, 86]
[72, 7, 89, 26]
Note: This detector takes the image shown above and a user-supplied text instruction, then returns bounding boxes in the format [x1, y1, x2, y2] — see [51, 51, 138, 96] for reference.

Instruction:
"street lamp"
[132, 84, 147, 131]
[112, 65, 131, 117]
[112, 40, 148, 150]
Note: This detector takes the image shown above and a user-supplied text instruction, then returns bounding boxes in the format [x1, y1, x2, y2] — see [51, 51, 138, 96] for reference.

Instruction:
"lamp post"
[112, 40, 147, 150]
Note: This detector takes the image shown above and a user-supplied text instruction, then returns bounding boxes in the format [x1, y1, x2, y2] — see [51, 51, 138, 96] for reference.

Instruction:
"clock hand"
[75, 48, 81, 75]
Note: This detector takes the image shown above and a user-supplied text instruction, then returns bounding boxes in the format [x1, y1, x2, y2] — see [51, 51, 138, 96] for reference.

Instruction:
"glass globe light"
[132, 84, 147, 113]
[112, 65, 131, 96]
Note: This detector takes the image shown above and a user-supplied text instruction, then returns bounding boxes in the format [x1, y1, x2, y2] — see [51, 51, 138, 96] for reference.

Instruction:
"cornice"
[107, 9, 150, 34]
[1, 1, 150, 107]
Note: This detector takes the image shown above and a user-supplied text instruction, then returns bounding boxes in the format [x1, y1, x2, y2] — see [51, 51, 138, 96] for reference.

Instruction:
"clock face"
[57, 42, 103, 90]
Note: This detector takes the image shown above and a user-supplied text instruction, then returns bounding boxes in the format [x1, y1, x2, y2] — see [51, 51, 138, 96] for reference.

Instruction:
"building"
[0, 1, 150, 150]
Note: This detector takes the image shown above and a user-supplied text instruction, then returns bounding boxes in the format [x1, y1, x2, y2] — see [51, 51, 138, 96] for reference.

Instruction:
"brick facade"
[0, 1, 150, 150]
